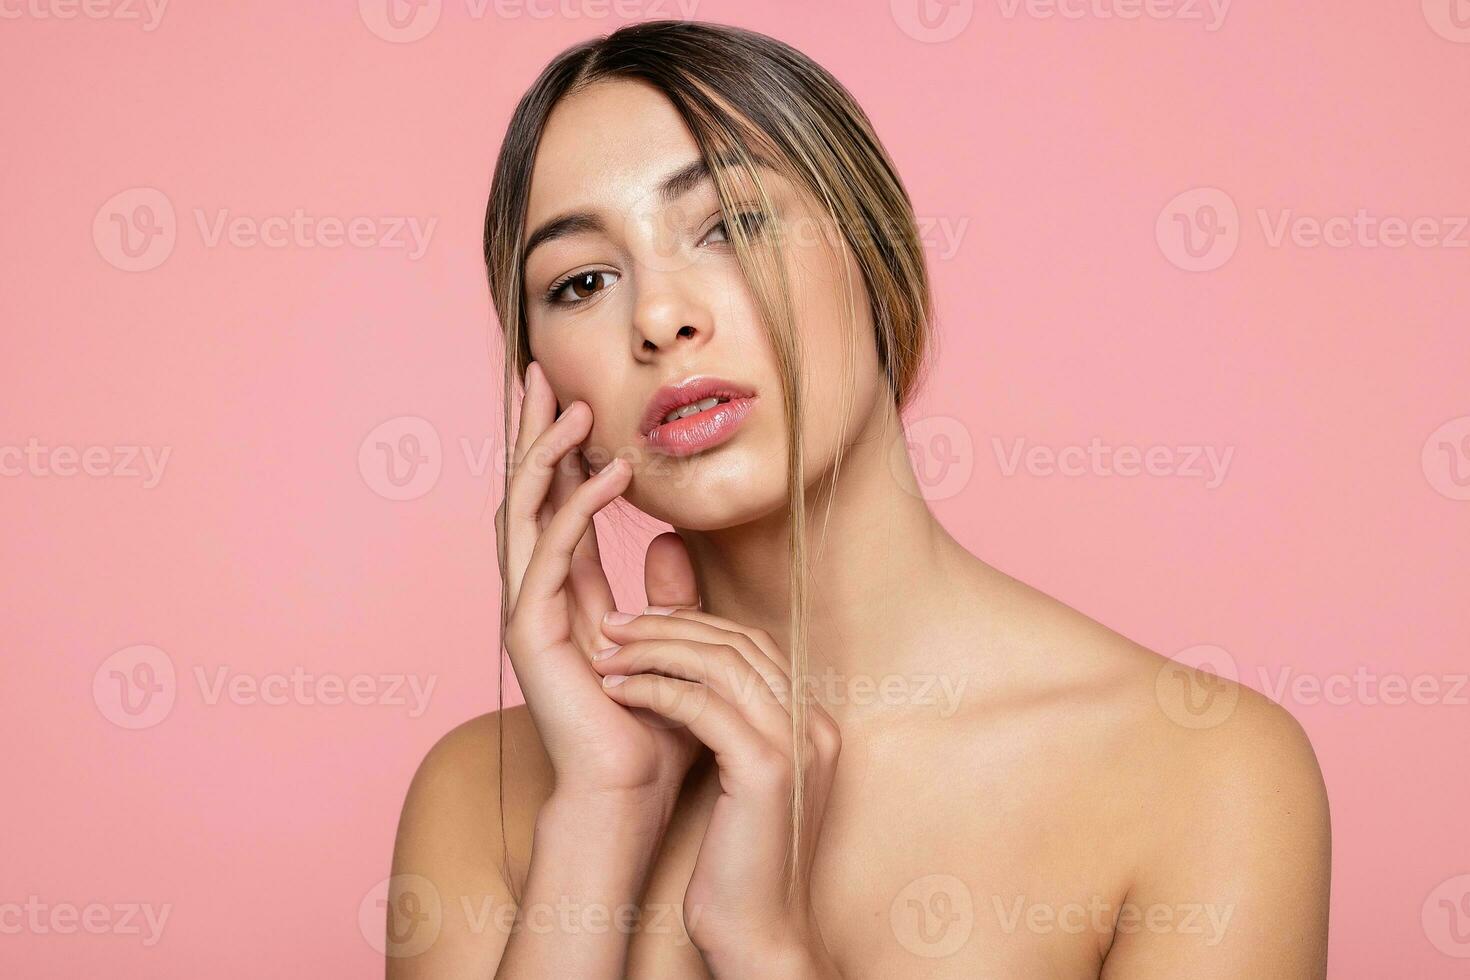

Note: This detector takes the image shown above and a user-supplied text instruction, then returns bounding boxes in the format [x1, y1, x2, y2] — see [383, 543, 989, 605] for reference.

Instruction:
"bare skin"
[389, 78, 1330, 978]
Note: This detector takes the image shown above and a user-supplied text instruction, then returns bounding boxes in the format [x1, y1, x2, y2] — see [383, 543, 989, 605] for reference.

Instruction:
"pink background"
[3, 1, 1467, 976]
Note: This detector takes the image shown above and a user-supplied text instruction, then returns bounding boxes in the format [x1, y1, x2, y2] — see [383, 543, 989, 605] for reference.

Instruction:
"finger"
[644, 531, 700, 611]
[591, 639, 789, 744]
[542, 447, 618, 651]
[600, 675, 788, 794]
[645, 609, 791, 684]
[601, 612, 792, 710]
[518, 457, 631, 610]
[502, 401, 592, 611]
[511, 361, 554, 472]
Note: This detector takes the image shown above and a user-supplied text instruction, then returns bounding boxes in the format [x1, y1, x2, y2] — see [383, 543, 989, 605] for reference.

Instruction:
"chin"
[624, 454, 786, 531]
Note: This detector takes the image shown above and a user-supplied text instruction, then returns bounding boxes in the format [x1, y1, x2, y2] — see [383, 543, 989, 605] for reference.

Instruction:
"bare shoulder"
[969, 565, 1327, 800]
[386, 705, 554, 976]
[971, 568, 1331, 974]
[394, 704, 554, 888]
[1099, 636, 1331, 975]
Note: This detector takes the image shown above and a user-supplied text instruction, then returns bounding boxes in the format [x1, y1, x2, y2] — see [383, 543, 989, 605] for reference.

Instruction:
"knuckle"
[731, 636, 762, 664]
[813, 721, 842, 760]
[714, 643, 744, 670]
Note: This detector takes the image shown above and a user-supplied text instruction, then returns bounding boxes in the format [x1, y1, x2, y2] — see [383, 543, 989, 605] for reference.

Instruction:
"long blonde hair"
[484, 19, 934, 904]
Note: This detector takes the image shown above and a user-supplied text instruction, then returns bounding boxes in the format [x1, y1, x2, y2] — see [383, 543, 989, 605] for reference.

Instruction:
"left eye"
[703, 210, 767, 245]
[547, 270, 618, 305]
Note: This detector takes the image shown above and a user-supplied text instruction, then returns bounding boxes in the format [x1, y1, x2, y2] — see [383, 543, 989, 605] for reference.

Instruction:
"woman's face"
[521, 78, 885, 530]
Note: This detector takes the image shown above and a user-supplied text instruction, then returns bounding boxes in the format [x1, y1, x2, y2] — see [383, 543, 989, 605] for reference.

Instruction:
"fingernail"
[643, 606, 676, 615]
[603, 610, 635, 625]
[602, 674, 628, 688]
[591, 646, 620, 661]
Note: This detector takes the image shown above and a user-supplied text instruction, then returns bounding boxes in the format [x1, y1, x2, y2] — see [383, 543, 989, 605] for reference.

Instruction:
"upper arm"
[386, 709, 548, 979]
[1101, 681, 1332, 979]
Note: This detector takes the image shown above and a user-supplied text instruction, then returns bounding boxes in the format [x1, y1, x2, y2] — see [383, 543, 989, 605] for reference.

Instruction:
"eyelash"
[544, 270, 615, 307]
[541, 209, 769, 308]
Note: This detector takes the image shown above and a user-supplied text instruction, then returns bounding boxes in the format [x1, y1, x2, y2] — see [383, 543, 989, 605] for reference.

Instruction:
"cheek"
[786, 240, 882, 429]
[527, 337, 616, 441]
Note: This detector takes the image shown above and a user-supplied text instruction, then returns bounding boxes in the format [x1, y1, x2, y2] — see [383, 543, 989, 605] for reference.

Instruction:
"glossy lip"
[640, 375, 759, 458]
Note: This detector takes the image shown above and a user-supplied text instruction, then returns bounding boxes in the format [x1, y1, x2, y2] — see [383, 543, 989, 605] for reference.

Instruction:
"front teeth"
[663, 396, 727, 424]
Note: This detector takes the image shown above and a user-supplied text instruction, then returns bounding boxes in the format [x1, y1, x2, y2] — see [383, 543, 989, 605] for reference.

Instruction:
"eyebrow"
[521, 154, 768, 265]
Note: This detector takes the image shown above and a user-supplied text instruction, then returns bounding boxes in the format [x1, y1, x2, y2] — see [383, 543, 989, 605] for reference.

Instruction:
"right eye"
[545, 270, 619, 306]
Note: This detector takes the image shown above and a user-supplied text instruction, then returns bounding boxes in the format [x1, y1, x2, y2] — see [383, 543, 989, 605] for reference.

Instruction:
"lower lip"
[644, 397, 758, 457]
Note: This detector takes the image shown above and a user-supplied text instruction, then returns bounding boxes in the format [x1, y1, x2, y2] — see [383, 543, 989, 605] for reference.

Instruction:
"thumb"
[643, 531, 700, 611]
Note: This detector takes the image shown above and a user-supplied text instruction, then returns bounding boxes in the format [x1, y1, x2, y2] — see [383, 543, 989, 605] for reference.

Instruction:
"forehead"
[526, 79, 701, 229]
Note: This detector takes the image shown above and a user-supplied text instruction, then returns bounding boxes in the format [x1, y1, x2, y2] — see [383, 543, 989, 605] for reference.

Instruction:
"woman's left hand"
[595, 606, 844, 980]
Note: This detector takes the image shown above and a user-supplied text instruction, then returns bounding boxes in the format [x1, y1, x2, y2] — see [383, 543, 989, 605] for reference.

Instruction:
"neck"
[673, 397, 981, 686]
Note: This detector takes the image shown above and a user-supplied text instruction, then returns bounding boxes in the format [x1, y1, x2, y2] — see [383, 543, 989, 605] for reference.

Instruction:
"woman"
[390, 20, 1330, 978]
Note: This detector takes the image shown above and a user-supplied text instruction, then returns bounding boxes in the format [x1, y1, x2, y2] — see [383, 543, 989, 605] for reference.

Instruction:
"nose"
[630, 271, 714, 359]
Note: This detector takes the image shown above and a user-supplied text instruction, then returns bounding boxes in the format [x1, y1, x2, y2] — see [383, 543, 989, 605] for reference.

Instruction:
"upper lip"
[640, 375, 758, 436]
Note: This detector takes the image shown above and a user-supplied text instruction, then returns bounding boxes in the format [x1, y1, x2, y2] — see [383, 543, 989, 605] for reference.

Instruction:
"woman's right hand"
[495, 360, 703, 814]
